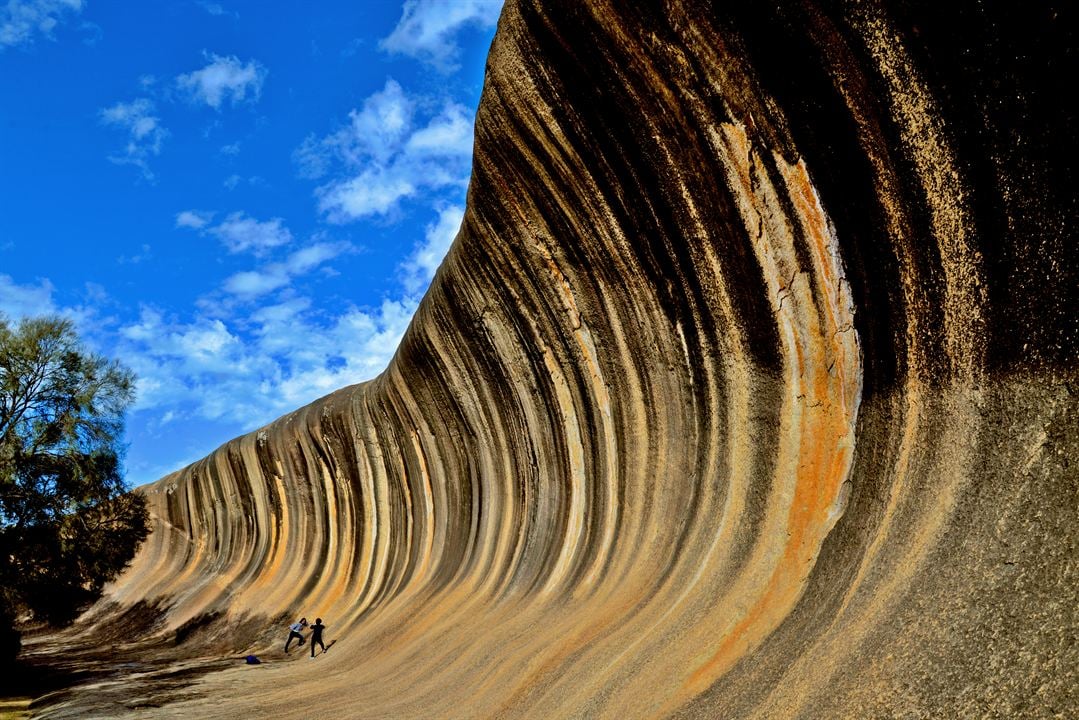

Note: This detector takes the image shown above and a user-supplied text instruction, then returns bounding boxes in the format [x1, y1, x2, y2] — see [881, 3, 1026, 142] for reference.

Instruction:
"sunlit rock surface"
[49, 1, 1078, 717]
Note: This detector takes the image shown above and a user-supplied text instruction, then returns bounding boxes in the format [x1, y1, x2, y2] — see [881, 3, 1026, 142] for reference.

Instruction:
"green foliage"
[0, 316, 149, 662]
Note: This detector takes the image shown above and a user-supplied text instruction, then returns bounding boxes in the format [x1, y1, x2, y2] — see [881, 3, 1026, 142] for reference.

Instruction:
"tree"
[0, 316, 149, 663]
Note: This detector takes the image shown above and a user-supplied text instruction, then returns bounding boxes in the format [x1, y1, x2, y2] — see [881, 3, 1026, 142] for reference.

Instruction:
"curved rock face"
[92, 1, 1076, 717]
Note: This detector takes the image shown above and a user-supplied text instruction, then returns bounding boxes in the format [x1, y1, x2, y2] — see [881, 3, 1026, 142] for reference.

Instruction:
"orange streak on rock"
[683, 124, 860, 695]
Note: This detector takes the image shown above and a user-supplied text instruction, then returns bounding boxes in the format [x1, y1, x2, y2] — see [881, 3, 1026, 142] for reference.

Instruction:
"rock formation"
[42, 1, 1078, 717]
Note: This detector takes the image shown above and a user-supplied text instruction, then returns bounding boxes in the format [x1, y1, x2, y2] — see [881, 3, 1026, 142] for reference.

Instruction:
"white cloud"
[222, 269, 289, 298]
[380, 0, 502, 72]
[337, 79, 414, 163]
[220, 241, 351, 299]
[249, 296, 310, 325]
[182, 320, 236, 356]
[118, 306, 163, 342]
[296, 79, 474, 223]
[100, 98, 168, 179]
[294, 79, 414, 179]
[316, 167, 416, 220]
[100, 99, 160, 139]
[116, 295, 417, 426]
[175, 209, 214, 229]
[401, 204, 463, 293]
[207, 212, 292, 255]
[118, 311, 247, 415]
[0, 0, 82, 49]
[177, 52, 267, 109]
[285, 241, 348, 274]
[0, 273, 55, 319]
[268, 298, 418, 408]
[220, 141, 241, 155]
[405, 101, 473, 155]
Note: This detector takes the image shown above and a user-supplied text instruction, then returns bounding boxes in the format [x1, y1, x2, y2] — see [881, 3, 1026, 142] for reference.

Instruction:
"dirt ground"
[1, 603, 291, 718]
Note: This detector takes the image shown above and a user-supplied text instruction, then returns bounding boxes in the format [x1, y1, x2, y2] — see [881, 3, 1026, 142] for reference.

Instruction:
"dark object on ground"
[244, 655, 260, 665]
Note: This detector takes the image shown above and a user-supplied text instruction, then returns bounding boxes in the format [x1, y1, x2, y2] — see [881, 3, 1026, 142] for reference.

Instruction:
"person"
[284, 617, 307, 652]
[309, 618, 327, 658]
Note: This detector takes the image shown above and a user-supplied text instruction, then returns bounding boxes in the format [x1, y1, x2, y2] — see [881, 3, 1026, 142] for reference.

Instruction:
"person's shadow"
[314, 640, 337, 656]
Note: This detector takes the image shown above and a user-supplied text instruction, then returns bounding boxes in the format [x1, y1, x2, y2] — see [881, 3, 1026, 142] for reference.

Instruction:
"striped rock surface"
[63, 1, 1078, 718]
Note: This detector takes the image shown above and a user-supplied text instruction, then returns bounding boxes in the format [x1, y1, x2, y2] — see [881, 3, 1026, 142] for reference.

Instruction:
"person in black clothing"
[309, 618, 327, 657]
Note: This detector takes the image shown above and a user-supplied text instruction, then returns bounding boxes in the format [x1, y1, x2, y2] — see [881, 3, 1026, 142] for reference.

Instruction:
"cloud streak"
[174, 209, 352, 299]
[100, 98, 168, 179]
[220, 240, 352, 299]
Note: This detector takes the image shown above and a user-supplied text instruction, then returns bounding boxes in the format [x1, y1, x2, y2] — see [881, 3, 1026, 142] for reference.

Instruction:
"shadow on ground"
[1, 600, 288, 719]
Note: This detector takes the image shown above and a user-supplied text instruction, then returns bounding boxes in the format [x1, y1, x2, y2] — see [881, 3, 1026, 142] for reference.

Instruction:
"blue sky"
[0, 0, 502, 485]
